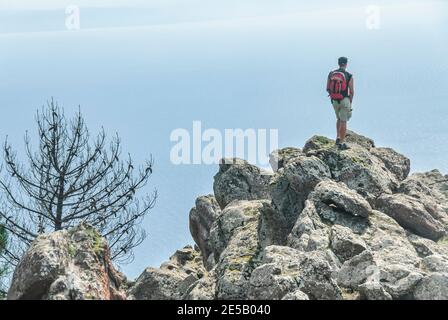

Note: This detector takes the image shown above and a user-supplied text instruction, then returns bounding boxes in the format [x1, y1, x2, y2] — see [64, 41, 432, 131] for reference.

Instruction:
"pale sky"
[1, 0, 447, 278]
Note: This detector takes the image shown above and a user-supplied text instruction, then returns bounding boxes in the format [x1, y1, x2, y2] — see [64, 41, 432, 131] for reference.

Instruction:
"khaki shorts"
[332, 97, 352, 122]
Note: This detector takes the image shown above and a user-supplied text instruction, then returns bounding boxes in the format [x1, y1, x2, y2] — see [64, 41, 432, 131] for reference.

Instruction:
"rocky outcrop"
[181, 131, 448, 300]
[269, 147, 303, 172]
[213, 158, 272, 209]
[7, 224, 127, 300]
[270, 154, 331, 234]
[189, 195, 221, 269]
[8, 131, 448, 300]
[127, 246, 205, 300]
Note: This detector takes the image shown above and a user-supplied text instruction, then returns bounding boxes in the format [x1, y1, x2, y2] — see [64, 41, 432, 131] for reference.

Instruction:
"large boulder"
[209, 200, 265, 300]
[309, 145, 397, 202]
[398, 171, 448, 226]
[127, 246, 205, 300]
[213, 158, 272, 209]
[302, 133, 411, 204]
[189, 195, 221, 269]
[269, 147, 303, 172]
[287, 199, 332, 252]
[414, 273, 448, 300]
[270, 155, 331, 233]
[248, 246, 342, 300]
[247, 246, 304, 300]
[303, 131, 375, 153]
[208, 200, 266, 263]
[376, 193, 446, 241]
[407, 234, 448, 258]
[183, 270, 217, 300]
[345, 130, 375, 149]
[7, 224, 127, 300]
[312, 180, 373, 218]
[215, 221, 261, 300]
[287, 180, 372, 253]
[330, 225, 368, 262]
[258, 201, 290, 247]
[411, 170, 448, 200]
[370, 147, 410, 181]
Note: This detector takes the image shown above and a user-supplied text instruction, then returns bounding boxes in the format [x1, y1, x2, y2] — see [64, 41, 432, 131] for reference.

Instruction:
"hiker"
[326, 57, 354, 150]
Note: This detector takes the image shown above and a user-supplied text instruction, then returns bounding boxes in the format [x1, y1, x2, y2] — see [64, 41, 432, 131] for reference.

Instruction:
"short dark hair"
[338, 57, 348, 66]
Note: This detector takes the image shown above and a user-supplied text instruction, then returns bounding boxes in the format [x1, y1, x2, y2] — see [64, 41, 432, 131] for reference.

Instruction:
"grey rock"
[209, 200, 266, 262]
[215, 216, 261, 300]
[362, 210, 421, 268]
[370, 147, 410, 181]
[258, 201, 289, 247]
[420, 255, 448, 273]
[8, 224, 127, 300]
[281, 290, 310, 300]
[303, 135, 337, 154]
[183, 270, 217, 300]
[407, 234, 448, 257]
[213, 158, 272, 209]
[376, 193, 446, 241]
[336, 251, 377, 289]
[248, 246, 303, 300]
[248, 263, 299, 300]
[304, 140, 398, 203]
[127, 246, 205, 300]
[303, 131, 375, 154]
[414, 273, 448, 300]
[210, 200, 265, 300]
[287, 182, 371, 253]
[398, 173, 448, 226]
[345, 130, 376, 149]
[270, 155, 331, 233]
[330, 225, 367, 262]
[358, 281, 392, 300]
[379, 265, 423, 299]
[296, 251, 343, 300]
[287, 199, 331, 252]
[326, 147, 397, 202]
[189, 195, 221, 268]
[312, 180, 373, 218]
[248, 246, 342, 300]
[269, 147, 303, 172]
[412, 170, 448, 201]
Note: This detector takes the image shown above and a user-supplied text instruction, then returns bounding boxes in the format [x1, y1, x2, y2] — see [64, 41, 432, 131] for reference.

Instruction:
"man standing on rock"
[327, 57, 355, 150]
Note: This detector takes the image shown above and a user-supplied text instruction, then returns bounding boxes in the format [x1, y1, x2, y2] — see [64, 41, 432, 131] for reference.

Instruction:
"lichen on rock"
[7, 223, 127, 300]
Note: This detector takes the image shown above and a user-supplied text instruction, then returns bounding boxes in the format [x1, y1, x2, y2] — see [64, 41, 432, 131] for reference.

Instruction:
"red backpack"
[327, 70, 348, 100]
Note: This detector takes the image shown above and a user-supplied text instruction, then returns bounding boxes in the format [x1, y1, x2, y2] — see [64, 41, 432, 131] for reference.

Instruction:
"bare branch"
[0, 100, 156, 266]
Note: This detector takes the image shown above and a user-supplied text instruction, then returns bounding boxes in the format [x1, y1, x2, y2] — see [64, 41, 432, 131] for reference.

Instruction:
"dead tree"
[0, 99, 156, 265]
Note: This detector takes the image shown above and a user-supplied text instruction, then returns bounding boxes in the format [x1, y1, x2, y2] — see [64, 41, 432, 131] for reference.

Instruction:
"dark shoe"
[335, 138, 341, 146]
[338, 143, 350, 150]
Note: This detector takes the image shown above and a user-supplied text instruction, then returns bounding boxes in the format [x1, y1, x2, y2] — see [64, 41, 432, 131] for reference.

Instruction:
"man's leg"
[339, 120, 347, 142]
[336, 119, 341, 140]
[339, 98, 351, 144]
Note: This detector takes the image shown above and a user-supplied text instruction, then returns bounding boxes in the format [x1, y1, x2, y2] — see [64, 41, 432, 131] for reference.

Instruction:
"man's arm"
[349, 76, 355, 103]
